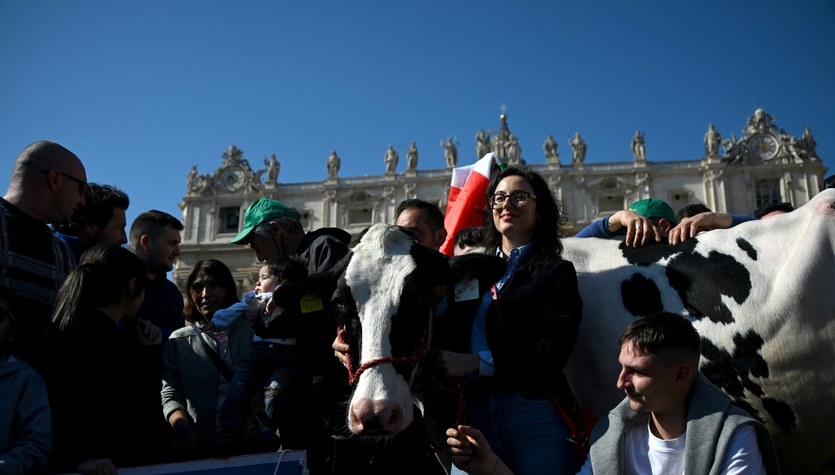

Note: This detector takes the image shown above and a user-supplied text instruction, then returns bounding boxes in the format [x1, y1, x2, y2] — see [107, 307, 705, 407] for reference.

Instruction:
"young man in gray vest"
[446, 312, 781, 475]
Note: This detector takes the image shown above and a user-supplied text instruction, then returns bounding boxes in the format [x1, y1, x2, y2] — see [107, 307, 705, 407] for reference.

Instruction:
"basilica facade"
[175, 109, 827, 290]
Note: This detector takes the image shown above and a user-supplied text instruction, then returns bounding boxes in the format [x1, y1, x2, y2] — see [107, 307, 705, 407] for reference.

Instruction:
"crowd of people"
[1, 140, 805, 475]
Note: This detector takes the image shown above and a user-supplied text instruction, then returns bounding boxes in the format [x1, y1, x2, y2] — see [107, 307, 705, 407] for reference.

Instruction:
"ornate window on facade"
[598, 195, 625, 216]
[218, 206, 240, 234]
[348, 207, 373, 225]
[755, 179, 782, 209]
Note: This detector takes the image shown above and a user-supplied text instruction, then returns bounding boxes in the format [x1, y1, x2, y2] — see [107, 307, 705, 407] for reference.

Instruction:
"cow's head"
[333, 223, 450, 437]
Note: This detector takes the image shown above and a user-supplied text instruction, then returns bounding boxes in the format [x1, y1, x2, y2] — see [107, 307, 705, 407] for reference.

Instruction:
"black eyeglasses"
[43, 169, 88, 195]
[488, 191, 537, 210]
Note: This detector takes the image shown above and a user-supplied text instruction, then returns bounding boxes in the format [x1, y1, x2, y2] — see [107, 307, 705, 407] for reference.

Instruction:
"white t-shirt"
[575, 419, 766, 475]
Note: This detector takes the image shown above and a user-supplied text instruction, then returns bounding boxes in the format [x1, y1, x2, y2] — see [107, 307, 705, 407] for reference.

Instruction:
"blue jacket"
[0, 355, 51, 475]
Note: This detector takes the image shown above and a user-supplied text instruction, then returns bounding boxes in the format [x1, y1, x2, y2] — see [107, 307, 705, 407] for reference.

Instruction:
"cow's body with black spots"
[332, 190, 835, 474]
[564, 188, 835, 474]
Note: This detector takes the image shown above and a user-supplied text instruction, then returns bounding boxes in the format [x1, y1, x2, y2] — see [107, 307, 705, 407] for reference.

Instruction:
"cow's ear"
[409, 245, 451, 286]
[449, 253, 506, 285]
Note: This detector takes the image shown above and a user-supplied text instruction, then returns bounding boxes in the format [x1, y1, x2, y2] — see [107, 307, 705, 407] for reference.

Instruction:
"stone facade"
[175, 109, 827, 292]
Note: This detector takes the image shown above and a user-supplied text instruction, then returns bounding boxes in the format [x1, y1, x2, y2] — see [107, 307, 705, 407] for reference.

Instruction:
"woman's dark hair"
[482, 166, 566, 267]
[184, 259, 239, 324]
[52, 243, 147, 330]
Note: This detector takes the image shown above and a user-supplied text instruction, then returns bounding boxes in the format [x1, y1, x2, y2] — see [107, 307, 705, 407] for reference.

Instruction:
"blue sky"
[2, 1, 833, 227]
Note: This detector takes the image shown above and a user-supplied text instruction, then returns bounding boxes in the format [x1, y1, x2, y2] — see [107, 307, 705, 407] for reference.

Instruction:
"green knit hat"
[230, 198, 301, 245]
[628, 198, 677, 225]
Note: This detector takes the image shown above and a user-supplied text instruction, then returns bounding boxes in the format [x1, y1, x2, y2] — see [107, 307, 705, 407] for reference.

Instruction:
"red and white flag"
[440, 152, 499, 256]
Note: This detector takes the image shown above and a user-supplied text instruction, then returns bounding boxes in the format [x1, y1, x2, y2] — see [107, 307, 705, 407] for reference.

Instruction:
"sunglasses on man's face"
[42, 169, 88, 195]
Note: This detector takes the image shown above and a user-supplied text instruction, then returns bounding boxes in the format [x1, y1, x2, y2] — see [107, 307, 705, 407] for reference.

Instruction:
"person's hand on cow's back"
[668, 212, 733, 245]
[436, 350, 480, 378]
[608, 210, 665, 247]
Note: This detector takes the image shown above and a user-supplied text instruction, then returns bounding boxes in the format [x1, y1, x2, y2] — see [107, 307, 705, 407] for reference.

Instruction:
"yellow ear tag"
[300, 292, 324, 313]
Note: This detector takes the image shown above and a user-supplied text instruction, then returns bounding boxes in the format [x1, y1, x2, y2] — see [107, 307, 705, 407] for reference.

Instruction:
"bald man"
[1, 140, 87, 366]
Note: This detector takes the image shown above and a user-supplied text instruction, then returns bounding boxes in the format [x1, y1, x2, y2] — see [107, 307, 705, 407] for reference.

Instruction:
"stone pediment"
[335, 190, 384, 206]
[722, 109, 820, 165]
[585, 175, 634, 192]
[186, 145, 278, 197]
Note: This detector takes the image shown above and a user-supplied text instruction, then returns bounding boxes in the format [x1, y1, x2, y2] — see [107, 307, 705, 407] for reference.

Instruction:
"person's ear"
[139, 234, 152, 251]
[674, 363, 692, 385]
[434, 228, 448, 249]
[45, 169, 61, 192]
[659, 219, 673, 233]
[268, 221, 282, 237]
[80, 223, 99, 239]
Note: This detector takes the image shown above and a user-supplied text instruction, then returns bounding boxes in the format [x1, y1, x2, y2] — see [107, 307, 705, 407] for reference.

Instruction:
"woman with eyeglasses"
[44, 243, 165, 474]
[437, 166, 584, 475]
[161, 258, 255, 460]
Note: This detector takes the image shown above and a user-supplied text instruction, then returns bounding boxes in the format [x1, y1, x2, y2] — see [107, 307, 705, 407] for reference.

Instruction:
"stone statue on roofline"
[476, 129, 491, 159]
[544, 134, 559, 165]
[384, 144, 398, 173]
[264, 154, 280, 184]
[442, 137, 458, 168]
[631, 130, 646, 162]
[570, 132, 587, 164]
[704, 124, 722, 159]
[327, 149, 340, 179]
[406, 141, 418, 170]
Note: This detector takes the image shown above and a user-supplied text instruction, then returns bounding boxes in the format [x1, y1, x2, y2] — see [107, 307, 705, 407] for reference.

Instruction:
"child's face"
[255, 266, 280, 294]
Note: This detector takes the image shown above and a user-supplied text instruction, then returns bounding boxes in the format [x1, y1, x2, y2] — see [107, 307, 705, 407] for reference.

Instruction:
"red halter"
[339, 306, 434, 387]
[339, 326, 429, 386]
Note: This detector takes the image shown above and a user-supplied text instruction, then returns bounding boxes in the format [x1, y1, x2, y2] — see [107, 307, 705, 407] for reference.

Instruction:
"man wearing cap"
[575, 198, 679, 247]
[232, 197, 351, 472]
[232, 198, 350, 274]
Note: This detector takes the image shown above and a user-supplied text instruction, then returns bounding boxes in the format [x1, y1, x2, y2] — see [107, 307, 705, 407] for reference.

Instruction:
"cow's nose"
[350, 399, 404, 435]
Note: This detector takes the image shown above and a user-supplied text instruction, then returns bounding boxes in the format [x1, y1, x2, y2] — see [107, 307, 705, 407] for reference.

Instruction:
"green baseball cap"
[230, 198, 301, 245]
[628, 198, 677, 224]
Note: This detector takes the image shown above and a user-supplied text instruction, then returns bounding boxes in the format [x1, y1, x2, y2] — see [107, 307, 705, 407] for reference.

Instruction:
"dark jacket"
[44, 310, 165, 471]
[299, 227, 351, 275]
[438, 247, 583, 396]
[487, 251, 583, 395]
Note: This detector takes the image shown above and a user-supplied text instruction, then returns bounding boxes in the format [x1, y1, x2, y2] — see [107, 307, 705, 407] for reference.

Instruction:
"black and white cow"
[332, 223, 448, 436]
[563, 188, 835, 474]
[330, 223, 502, 461]
[333, 189, 835, 474]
